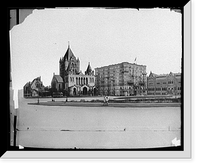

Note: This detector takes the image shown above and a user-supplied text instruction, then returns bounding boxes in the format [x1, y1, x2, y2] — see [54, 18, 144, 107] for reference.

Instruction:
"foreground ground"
[15, 97, 181, 149]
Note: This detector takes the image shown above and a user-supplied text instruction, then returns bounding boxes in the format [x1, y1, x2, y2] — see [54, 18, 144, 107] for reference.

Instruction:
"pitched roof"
[24, 82, 31, 88]
[30, 76, 41, 86]
[63, 45, 75, 61]
[54, 75, 63, 83]
[148, 72, 181, 78]
[149, 72, 158, 77]
[85, 62, 92, 75]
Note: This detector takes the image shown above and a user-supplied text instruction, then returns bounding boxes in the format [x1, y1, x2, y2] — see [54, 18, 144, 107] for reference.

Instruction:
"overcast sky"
[10, 8, 182, 94]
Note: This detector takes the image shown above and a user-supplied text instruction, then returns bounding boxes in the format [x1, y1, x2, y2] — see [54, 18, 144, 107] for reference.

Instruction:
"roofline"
[95, 62, 146, 70]
[53, 75, 63, 82]
[148, 72, 182, 78]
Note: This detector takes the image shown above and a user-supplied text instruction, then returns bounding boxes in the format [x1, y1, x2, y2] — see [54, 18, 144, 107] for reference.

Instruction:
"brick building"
[147, 71, 181, 96]
[95, 62, 147, 96]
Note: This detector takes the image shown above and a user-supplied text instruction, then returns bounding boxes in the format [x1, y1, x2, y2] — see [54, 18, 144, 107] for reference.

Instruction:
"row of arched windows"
[76, 77, 88, 85]
[69, 76, 94, 85]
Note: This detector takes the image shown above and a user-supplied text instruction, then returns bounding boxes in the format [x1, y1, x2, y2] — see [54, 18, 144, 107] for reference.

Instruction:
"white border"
[3, 2, 191, 159]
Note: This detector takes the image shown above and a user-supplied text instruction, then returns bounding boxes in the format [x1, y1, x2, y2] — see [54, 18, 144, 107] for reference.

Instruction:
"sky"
[10, 8, 182, 97]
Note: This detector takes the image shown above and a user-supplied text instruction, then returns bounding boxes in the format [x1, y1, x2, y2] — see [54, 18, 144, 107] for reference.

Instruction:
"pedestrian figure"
[104, 96, 109, 106]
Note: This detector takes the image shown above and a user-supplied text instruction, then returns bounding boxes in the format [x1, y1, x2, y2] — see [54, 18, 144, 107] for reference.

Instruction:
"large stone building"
[95, 62, 147, 96]
[147, 71, 181, 96]
[51, 44, 96, 96]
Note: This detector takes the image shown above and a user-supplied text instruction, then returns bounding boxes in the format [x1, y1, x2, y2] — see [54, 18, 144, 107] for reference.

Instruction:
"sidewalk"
[29, 101, 181, 108]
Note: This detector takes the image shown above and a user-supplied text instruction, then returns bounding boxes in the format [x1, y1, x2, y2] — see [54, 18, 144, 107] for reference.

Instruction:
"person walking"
[104, 96, 109, 106]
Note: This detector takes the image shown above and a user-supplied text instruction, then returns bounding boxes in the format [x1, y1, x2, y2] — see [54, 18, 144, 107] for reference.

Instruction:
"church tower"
[85, 62, 94, 75]
[59, 42, 80, 78]
[58, 42, 96, 96]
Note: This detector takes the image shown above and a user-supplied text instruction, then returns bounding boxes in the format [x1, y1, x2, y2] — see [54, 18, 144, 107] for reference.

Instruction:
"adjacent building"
[147, 71, 181, 96]
[95, 62, 147, 96]
[23, 76, 45, 97]
[51, 44, 96, 96]
[51, 74, 64, 92]
[23, 42, 181, 98]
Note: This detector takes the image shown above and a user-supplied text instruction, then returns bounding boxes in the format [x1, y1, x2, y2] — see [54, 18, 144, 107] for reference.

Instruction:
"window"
[168, 81, 173, 84]
[148, 88, 154, 91]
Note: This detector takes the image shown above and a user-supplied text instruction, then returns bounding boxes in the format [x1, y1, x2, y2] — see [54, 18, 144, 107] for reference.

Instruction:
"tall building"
[95, 62, 147, 96]
[51, 43, 96, 96]
[147, 71, 181, 96]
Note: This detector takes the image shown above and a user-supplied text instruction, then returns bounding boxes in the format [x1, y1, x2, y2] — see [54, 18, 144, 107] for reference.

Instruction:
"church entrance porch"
[93, 88, 97, 96]
[81, 85, 89, 96]
[73, 88, 76, 96]
[83, 87, 87, 95]
[68, 85, 97, 96]
[69, 86, 78, 96]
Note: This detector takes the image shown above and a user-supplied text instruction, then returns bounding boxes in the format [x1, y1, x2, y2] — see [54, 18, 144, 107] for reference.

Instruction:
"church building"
[51, 43, 96, 96]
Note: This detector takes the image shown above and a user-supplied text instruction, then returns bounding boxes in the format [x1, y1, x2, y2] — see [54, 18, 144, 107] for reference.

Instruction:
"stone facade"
[57, 44, 96, 96]
[95, 62, 147, 96]
[23, 76, 44, 97]
[51, 74, 63, 92]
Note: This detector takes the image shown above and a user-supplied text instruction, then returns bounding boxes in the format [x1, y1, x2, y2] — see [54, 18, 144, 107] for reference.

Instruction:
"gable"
[54, 75, 63, 83]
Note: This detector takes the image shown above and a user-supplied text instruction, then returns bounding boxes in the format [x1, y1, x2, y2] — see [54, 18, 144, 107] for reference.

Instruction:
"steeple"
[85, 62, 93, 75]
[63, 41, 75, 61]
[68, 41, 70, 48]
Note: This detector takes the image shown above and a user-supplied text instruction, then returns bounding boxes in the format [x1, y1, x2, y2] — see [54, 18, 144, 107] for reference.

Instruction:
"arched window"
[84, 78, 86, 85]
[86, 78, 88, 85]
